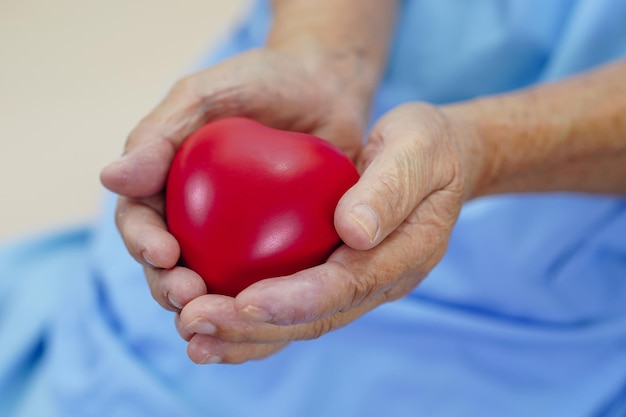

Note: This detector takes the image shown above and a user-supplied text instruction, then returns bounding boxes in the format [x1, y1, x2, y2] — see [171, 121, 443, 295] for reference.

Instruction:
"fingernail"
[167, 292, 183, 310]
[201, 353, 222, 365]
[142, 250, 158, 268]
[187, 318, 217, 335]
[241, 305, 273, 322]
[348, 203, 379, 244]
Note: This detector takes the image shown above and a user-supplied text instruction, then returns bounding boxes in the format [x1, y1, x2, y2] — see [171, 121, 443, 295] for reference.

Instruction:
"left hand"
[179, 102, 487, 364]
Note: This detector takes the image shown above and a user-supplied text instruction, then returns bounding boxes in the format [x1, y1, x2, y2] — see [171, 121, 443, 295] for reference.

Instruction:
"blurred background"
[0, 0, 249, 241]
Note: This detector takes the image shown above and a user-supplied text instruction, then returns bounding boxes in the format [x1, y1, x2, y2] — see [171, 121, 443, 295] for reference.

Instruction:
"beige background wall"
[0, 0, 249, 241]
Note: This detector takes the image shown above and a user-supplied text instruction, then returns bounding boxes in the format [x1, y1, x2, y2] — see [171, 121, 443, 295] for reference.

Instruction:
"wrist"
[443, 59, 626, 198]
[439, 104, 495, 201]
[266, 0, 396, 116]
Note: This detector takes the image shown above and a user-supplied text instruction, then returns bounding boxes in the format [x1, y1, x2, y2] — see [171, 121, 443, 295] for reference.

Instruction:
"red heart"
[166, 117, 359, 296]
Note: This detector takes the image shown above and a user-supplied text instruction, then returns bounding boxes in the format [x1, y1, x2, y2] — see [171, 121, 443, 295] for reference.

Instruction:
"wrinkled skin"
[102, 39, 626, 364]
[101, 49, 483, 363]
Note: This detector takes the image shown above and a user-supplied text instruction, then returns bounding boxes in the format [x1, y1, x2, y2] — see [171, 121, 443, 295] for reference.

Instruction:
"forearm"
[450, 59, 626, 198]
[268, 0, 398, 103]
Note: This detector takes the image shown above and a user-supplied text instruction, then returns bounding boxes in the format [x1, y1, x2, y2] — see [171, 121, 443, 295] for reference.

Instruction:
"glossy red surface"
[166, 117, 359, 296]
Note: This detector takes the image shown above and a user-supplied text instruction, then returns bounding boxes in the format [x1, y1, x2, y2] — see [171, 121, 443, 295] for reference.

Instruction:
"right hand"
[100, 47, 372, 315]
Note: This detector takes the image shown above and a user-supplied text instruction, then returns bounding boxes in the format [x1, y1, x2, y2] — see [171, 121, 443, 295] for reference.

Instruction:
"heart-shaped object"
[166, 117, 359, 296]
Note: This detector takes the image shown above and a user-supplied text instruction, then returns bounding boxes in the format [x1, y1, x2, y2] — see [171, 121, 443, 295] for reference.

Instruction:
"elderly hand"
[192, 59, 626, 365]
[175, 103, 487, 364]
[99, 45, 378, 360]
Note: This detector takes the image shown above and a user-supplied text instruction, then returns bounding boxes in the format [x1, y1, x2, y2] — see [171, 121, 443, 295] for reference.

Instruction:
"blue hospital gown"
[1, 1, 626, 416]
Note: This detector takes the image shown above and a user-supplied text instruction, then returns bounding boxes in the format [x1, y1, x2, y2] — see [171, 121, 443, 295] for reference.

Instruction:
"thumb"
[100, 76, 211, 198]
[334, 107, 448, 251]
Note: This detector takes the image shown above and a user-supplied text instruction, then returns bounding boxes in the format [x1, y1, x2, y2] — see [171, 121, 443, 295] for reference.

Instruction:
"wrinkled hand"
[100, 47, 371, 358]
[174, 103, 486, 364]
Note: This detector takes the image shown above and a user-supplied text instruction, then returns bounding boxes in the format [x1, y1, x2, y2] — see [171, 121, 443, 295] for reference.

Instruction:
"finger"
[184, 196, 458, 339]
[234, 230, 424, 326]
[100, 75, 215, 198]
[115, 196, 179, 269]
[181, 292, 378, 344]
[99, 135, 177, 198]
[334, 103, 455, 250]
[187, 333, 288, 364]
[175, 312, 195, 342]
[146, 266, 207, 312]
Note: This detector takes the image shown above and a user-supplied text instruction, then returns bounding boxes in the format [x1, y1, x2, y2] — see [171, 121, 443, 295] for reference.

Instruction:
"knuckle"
[306, 319, 334, 340]
[333, 260, 378, 308]
[348, 272, 375, 306]
[146, 271, 174, 311]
